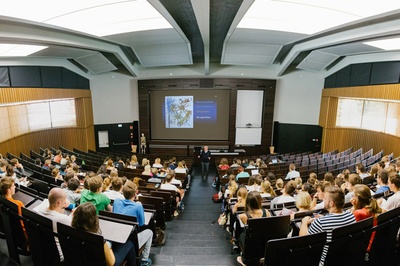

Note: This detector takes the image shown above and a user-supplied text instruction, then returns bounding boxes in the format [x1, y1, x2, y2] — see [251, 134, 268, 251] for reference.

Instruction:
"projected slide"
[150, 89, 230, 140]
[165, 96, 193, 128]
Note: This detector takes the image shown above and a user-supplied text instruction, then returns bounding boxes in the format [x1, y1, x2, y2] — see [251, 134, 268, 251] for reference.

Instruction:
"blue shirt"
[375, 185, 389, 195]
[113, 198, 145, 226]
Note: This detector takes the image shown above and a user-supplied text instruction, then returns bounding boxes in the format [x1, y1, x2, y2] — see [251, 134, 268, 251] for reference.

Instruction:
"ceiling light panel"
[238, 0, 400, 35]
[363, 37, 400, 50]
[0, 44, 48, 57]
[0, 0, 172, 36]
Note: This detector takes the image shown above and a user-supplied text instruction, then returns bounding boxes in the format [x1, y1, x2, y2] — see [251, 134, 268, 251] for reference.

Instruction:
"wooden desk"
[99, 219, 133, 244]
[13, 191, 37, 206]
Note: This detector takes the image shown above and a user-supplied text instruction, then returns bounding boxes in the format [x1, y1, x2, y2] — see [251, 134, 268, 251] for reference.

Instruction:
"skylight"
[0, 44, 48, 57]
[363, 37, 400, 50]
[238, 0, 400, 35]
[0, 0, 173, 37]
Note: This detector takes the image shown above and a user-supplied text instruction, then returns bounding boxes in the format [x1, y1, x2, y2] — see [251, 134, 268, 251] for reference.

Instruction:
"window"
[336, 98, 400, 137]
[50, 100, 76, 127]
[0, 107, 12, 142]
[336, 99, 363, 128]
[27, 102, 51, 131]
[361, 101, 386, 131]
[0, 98, 77, 143]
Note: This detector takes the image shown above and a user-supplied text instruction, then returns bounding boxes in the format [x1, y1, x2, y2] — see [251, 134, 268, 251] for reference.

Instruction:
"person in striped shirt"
[300, 186, 355, 265]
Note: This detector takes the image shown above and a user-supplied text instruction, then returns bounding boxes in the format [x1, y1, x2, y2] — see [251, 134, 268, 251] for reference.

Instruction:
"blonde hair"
[296, 191, 312, 211]
[261, 180, 276, 196]
[276, 178, 284, 189]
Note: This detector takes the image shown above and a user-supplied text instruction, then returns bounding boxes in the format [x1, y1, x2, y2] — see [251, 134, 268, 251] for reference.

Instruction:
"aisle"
[149, 166, 238, 265]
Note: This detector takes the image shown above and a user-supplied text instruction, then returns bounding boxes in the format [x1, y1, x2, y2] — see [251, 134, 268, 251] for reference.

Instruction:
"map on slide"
[165, 96, 193, 128]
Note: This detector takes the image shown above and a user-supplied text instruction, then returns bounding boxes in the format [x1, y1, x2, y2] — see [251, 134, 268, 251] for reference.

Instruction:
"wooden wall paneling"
[320, 84, 400, 157]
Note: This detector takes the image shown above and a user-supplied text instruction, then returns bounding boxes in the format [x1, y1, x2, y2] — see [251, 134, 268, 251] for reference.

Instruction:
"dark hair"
[64, 171, 75, 183]
[67, 178, 80, 191]
[378, 169, 388, 184]
[71, 203, 99, 234]
[5, 164, 14, 177]
[324, 172, 334, 185]
[284, 180, 296, 195]
[325, 186, 345, 209]
[389, 172, 400, 188]
[245, 191, 262, 212]
[356, 163, 366, 173]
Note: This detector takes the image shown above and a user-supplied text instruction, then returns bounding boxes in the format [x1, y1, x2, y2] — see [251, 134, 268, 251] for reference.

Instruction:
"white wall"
[274, 70, 324, 125]
[89, 70, 325, 126]
[90, 72, 139, 125]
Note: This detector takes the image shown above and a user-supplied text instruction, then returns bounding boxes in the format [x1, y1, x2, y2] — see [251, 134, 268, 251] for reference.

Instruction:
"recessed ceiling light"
[363, 37, 400, 50]
[238, 0, 400, 35]
[0, 44, 48, 57]
[0, 0, 173, 37]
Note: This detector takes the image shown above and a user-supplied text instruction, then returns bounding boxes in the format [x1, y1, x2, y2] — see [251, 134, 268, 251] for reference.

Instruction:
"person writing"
[198, 146, 211, 178]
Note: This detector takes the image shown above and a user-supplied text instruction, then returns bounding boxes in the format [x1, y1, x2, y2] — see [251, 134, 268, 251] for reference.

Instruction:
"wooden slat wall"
[0, 88, 95, 156]
[320, 84, 400, 157]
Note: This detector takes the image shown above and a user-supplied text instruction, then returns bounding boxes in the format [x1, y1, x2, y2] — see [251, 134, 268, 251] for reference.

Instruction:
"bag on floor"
[152, 227, 166, 247]
[212, 192, 223, 203]
[218, 213, 227, 226]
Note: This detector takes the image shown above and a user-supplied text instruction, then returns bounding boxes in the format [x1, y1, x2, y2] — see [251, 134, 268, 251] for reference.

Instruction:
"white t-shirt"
[285, 170, 300, 180]
[381, 191, 400, 211]
[160, 183, 179, 192]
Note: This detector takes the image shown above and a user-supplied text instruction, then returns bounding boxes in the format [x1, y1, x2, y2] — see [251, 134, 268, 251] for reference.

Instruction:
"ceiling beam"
[191, 0, 210, 75]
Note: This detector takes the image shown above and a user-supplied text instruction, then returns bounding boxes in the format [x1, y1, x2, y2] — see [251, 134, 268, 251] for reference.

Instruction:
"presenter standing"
[198, 146, 211, 178]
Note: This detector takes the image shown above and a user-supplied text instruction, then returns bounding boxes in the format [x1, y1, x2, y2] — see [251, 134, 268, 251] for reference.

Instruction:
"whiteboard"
[236, 90, 264, 127]
[235, 128, 262, 145]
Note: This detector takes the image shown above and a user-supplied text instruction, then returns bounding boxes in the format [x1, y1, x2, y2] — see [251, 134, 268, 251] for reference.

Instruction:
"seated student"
[5, 164, 24, 185]
[375, 169, 390, 194]
[169, 171, 183, 187]
[296, 191, 312, 213]
[351, 184, 381, 221]
[356, 163, 370, 179]
[260, 180, 276, 198]
[168, 157, 177, 170]
[0, 176, 28, 247]
[236, 167, 250, 181]
[245, 160, 256, 169]
[344, 173, 362, 203]
[152, 158, 163, 168]
[10, 158, 26, 177]
[142, 165, 152, 176]
[0, 159, 8, 178]
[160, 174, 184, 216]
[380, 172, 400, 211]
[270, 180, 296, 208]
[232, 186, 248, 214]
[311, 181, 331, 210]
[285, 163, 300, 180]
[61, 170, 76, 189]
[237, 191, 271, 265]
[218, 158, 230, 171]
[246, 175, 261, 192]
[80, 175, 112, 214]
[60, 153, 69, 166]
[103, 177, 124, 201]
[323, 172, 335, 186]
[72, 203, 136, 266]
[52, 168, 63, 181]
[43, 159, 54, 171]
[300, 186, 355, 265]
[113, 181, 153, 266]
[37, 188, 72, 262]
[231, 159, 241, 168]
[174, 161, 187, 174]
[64, 178, 81, 206]
[53, 150, 62, 164]
[148, 168, 162, 183]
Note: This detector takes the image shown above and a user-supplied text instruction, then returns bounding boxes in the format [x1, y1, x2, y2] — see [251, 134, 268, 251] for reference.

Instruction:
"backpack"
[152, 227, 166, 246]
[212, 192, 223, 203]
